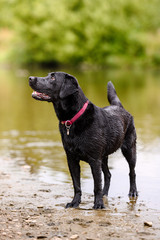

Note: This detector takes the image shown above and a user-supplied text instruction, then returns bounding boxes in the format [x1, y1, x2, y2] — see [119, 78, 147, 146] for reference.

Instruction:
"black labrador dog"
[29, 72, 138, 209]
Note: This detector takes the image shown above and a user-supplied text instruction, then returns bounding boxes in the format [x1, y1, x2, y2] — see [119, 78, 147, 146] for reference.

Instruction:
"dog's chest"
[63, 135, 81, 152]
[61, 129, 87, 157]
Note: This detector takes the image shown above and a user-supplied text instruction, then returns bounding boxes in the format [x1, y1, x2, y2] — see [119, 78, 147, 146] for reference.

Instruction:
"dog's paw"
[65, 201, 80, 209]
[129, 189, 138, 199]
[93, 200, 105, 210]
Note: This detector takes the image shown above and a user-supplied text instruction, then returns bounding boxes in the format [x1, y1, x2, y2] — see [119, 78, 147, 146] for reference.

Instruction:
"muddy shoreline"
[0, 157, 160, 240]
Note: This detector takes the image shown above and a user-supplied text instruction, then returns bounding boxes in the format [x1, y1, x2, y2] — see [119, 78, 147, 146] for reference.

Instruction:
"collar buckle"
[65, 120, 72, 127]
[65, 121, 72, 135]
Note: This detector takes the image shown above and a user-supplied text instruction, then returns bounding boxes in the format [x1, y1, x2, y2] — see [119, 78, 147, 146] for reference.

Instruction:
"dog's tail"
[107, 81, 123, 108]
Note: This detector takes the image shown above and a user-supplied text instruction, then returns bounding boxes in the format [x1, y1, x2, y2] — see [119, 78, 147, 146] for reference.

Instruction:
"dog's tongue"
[33, 91, 43, 96]
[32, 91, 50, 100]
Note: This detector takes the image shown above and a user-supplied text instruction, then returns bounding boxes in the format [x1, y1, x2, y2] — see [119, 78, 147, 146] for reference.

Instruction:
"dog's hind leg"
[102, 156, 111, 196]
[121, 126, 138, 198]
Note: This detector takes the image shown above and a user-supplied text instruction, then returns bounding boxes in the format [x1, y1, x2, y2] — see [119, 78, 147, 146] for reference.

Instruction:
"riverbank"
[0, 156, 160, 240]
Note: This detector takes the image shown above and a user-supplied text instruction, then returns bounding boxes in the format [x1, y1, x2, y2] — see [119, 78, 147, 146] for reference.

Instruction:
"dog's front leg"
[89, 160, 105, 209]
[65, 154, 81, 208]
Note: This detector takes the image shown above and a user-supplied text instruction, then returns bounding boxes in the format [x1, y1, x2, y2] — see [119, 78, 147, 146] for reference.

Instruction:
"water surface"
[0, 66, 160, 209]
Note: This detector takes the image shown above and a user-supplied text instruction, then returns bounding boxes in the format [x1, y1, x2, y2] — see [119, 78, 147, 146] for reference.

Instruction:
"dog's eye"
[51, 76, 55, 81]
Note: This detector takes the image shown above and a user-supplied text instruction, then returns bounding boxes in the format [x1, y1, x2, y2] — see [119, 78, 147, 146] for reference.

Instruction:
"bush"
[1, 0, 160, 67]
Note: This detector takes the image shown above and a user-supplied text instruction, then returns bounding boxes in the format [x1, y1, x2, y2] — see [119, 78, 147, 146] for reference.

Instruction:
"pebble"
[144, 221, 152, 227]
[13, 219, 19, 222]
[70, 235, 79, 239]
[135, 214, 140, 217]
[29, 223, 36, 227]
[37, 236, 47, 239]
[26, 219, 37, 223]
[37, 206, 44, 209]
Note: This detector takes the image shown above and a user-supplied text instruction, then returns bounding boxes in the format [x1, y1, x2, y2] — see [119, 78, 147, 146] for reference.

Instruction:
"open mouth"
[32, 91, 51, 101]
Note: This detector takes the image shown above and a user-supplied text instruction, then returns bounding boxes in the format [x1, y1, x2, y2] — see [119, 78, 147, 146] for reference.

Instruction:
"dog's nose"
[29, 76, 37, 84]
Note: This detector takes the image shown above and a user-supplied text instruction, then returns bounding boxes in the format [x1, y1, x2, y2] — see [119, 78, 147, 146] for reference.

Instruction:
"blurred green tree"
[1, 0, 160, 67]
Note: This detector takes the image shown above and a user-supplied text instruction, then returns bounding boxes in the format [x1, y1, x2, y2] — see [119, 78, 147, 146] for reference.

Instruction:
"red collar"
[61, 100, 89, 135]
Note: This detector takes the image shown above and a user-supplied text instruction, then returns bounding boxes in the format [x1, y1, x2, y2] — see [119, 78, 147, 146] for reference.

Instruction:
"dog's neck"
[52, 88, 88, 122]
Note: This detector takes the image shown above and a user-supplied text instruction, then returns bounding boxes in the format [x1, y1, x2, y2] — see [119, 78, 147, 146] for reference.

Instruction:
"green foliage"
[1, 0, 160, 66]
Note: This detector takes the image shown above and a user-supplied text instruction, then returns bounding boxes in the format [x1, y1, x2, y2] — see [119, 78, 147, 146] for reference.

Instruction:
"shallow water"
[0, 66, 160, 209]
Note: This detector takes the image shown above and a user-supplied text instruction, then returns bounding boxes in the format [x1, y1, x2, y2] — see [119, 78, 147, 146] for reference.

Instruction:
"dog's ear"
[59, 74, 78, 99]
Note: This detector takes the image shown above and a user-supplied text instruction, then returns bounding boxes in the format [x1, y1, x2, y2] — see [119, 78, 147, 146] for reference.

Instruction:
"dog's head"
[29, 72, 79, 102]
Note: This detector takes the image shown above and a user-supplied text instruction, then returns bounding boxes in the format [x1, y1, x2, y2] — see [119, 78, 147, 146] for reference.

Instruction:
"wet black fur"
[29, 72, 138, 209]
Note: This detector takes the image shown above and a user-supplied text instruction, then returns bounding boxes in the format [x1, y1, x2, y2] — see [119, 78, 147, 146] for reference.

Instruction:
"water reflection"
[0, 66, 160, 209]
